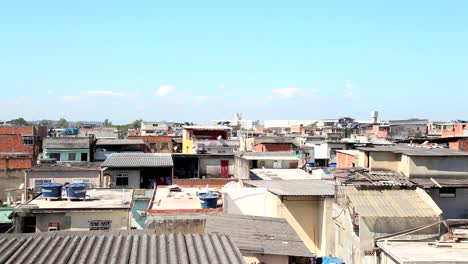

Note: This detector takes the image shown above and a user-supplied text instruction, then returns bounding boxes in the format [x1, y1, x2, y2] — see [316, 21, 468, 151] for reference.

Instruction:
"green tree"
[56, 118, 68, 128]
[9, 118, 29, 126]
[74, 121, 84, 127]
[103, 119, 113, 127]
[131, 119, 142, 129]
[38, 119, 54, 127]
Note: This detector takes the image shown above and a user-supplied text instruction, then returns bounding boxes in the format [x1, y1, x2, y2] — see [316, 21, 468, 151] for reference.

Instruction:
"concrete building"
[264, 120, 316, 129]
[226, 180, 335, 255]
[101, 153, 174, 188]
[146, 213, 314, 264]
[306, 141, 349, 167]
[140, 121, 175, 136]
[128, 136, 176, 153]
[336, 150, 359, 168]
[43, 137, 93, 162]
[244, 136, 297, 152]
[78, 127, 118, 139]
[0, 125, 47, 200]
[27, 161, 102, 193]
[377, 240, 468, 264]
[14, 188, 133, 232]
[173, 153, 234, 179]
[182, 125, 233, 154]
[94, 139, 145, 161]
[234, 151, 299, 179]
[357, 145, 468, 220]
[328, 186, 442, 264]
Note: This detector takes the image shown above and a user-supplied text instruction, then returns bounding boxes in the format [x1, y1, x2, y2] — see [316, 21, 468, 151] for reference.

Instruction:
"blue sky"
[1, 1, 467, 124]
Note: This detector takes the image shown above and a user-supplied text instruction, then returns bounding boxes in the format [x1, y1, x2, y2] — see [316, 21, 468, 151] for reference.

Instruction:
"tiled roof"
[245, 180, 335, 197]
[0, 231, 246, 264]
[96, 139, 145, 146]
[43, 137, 91, 149]
[101, 153, 173, 168]
[346, 187, 440, 218]
[205, 213, 314, 257]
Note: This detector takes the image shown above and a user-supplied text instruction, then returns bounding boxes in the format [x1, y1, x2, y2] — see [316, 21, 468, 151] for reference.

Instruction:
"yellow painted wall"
[182, 129, 194, 153]
[278, 196, 325, 255]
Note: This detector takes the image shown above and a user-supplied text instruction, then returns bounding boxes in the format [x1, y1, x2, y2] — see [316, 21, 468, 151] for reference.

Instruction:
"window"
[89, 220, 111, 231]
[35, 179, 52, 192]
[73, 179, 92, 187]
[116, 172, 129, 186]
[273, 160, 282, 169]
[68, 153, 76, 161]
[49, 153, 61, 161]
[440, 188, 456, 198]
[161, 143, 169, 150]
[22, 136, 33, 145]
[81, 153, 88, 161]
[48, 222, 60, 232]
[152, 124, 159, 127]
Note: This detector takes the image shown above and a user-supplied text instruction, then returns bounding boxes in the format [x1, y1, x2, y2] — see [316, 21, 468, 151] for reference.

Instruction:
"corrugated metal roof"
[358, 145, 468, 156]
[411, 178, 468, 188]
[245, 180, 335, 196]
[205, 213, 314, 257]
[43, 137, 91, 149]
[101, 153, 173, 167]
[96, 139, 145, 146]
[0, 231, 246, 264]
[346, 187, 440, 218]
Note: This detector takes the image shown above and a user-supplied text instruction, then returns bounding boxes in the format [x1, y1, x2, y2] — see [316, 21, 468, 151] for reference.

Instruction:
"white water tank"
[371, 111, 379, 124]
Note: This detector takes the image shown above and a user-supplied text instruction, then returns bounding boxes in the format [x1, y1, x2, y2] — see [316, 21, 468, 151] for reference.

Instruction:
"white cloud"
[62, 95, 80, 101]
[155, 85, 175, 97]
[345, 82, 355, 89]
[266, 87, 299, 100]
[344, 91, 354, 98]
[85, 90, 125, 97]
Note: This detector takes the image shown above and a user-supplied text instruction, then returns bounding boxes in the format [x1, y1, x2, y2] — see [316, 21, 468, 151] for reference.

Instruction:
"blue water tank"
[199, 193, 219, 209]
[66, 183, 87, 199]
[41, 183, 63, 199]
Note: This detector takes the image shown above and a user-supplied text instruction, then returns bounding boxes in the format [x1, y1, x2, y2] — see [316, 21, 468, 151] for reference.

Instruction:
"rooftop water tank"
[41, 183, 63, 199]
[65, 183, 87, 199]
[199, 193, 219, 209]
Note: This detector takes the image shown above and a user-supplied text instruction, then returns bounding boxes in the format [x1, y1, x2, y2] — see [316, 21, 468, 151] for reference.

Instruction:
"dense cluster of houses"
[1, 114, 468, 263]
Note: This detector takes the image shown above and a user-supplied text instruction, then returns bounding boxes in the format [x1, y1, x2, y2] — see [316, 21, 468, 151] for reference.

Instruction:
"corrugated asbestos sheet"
[96, 139, 145, 146]
[205, 213, 314, 257]
[0, 231, 245, 264]
[358, 145, 468, 156]
[346, 186, 439, 218]
[245, 180, 335, 197]
[101, 153, 173, 167]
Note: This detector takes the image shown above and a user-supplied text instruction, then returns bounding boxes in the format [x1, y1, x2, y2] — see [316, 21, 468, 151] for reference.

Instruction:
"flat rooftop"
[378, 241, 468, 263]
[358, 145, 468, 157]
[149, 187, 221, 213]
[250, 169, 321, 180]
[23, 189, 133, 210]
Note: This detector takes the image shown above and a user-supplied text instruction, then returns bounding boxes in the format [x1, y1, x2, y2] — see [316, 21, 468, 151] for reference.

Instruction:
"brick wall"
[450, 139, 468, 152]
[253, 143, 292, 152]
[128, 136, 174, 153]
[0, 126, 39, 169]
[336, 152, 357, 168]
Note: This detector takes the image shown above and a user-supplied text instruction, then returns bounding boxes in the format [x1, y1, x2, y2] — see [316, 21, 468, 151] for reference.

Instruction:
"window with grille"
[35, 179, 52, 192]
[116, 172, 129, 186]
[89, 220, 111, 231]
[22, 136, 33, 145]
[68, 153, 76, 161]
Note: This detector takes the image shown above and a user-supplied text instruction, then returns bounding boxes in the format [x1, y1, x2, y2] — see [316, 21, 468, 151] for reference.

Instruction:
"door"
[220, 160, 229, 178]
[81, 153, 88, 161]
